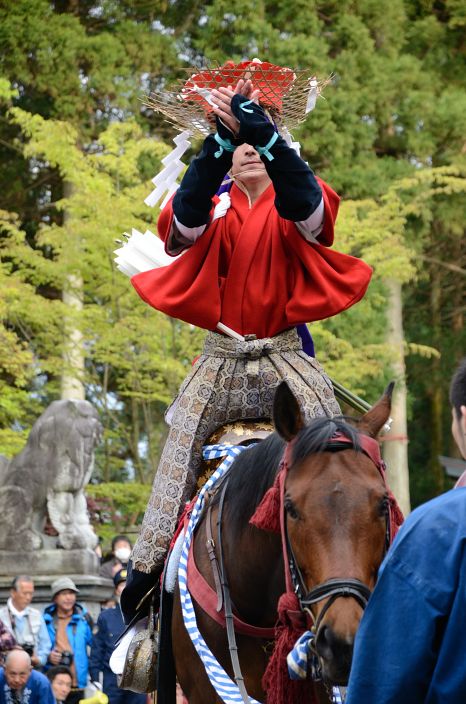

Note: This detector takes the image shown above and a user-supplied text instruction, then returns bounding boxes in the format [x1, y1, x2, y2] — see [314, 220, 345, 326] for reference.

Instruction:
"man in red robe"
[122, 63, 372, 622]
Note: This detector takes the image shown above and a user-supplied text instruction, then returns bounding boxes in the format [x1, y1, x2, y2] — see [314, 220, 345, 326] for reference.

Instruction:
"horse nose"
[315, 624, 353, 678]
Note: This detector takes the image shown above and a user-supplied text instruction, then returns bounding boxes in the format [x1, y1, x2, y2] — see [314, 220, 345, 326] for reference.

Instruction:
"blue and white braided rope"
[178, 443, 261, 704]
[287, 631, 346, 703]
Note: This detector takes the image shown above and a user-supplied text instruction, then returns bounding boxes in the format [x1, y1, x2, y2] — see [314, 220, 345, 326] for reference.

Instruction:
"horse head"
[273, 381, 394, 685]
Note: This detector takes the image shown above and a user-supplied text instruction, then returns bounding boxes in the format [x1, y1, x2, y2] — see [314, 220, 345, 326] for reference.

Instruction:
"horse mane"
[214, 433, 285, 539]
[217, 415, 361, 539]
[292, 415, 361, 464]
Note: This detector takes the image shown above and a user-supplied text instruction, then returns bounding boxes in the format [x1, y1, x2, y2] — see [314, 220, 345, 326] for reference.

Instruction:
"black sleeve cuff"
[172, 134, 233, 228]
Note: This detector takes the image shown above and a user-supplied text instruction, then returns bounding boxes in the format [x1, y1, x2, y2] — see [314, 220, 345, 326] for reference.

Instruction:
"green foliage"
[86, 482, 151, 549]
[0, 208, 63, 454]
[1, 107, 205, 478]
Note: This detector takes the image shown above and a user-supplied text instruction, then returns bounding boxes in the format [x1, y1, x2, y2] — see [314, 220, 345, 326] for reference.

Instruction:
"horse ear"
[273, 382, 304, 441]
[359, 381, 395, 438]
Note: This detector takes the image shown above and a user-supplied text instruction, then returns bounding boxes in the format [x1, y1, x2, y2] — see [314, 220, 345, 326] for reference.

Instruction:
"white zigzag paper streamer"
[144, 129, 192, 208]
[113, 228, 181, 277]
[305, 78, 318, 114]
[281, 127, 301, 156]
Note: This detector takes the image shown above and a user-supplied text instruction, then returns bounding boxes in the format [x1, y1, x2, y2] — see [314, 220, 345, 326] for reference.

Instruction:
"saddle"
[196, 419, 273, 490]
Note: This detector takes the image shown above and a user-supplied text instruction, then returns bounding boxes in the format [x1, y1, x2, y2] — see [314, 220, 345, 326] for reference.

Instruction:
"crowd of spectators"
[0, 535, 143, 704]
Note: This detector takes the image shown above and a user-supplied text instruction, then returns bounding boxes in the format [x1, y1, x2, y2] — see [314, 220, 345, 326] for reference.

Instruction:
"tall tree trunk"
[383, 279, 411, 514]
[61, 181, 85, 400]
[449, 234, 465, 457]
[429, 260, 444, 492]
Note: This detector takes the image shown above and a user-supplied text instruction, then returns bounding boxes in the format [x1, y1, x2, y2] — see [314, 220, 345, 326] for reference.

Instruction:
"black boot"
[120, 559, 161, 625]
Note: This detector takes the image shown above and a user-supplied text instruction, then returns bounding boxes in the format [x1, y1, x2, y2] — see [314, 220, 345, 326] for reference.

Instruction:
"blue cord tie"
[239, 99, 254, 113]
[255, 131, 279, 161]
[213, 133, 236, 158]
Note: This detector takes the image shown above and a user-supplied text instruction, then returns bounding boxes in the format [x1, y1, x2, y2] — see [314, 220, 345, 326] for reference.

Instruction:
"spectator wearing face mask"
[99, 537, 132, 581]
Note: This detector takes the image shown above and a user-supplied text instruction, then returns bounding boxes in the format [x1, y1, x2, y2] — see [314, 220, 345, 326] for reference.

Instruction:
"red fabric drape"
[131, 181, 372, 338]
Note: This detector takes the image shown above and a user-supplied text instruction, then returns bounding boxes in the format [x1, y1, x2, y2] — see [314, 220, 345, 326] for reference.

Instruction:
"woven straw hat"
[142, 58, 328, 137]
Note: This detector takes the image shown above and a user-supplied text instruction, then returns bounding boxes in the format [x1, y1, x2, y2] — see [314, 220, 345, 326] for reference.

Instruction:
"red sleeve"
[156, 194, 220, 256]
[316, 178, 340, 247]
[156, 197, 176, 254]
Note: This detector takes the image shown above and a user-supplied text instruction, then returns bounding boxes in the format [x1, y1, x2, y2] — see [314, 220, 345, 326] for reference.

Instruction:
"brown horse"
[171, 381, 396, 703]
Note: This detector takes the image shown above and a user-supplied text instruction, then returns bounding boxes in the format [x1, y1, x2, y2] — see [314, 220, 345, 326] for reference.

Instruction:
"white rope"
[178, 444, 261, 704]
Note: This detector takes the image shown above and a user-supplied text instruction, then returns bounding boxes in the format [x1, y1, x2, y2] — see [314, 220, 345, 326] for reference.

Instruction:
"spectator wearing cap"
[99, 536, 132, 581]
[43, 578, 93, 704]
[89, 570, 145, 704]
[0, 576, 51, 667]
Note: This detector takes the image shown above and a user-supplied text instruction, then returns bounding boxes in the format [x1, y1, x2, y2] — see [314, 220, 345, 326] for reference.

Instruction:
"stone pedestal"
[0, 550, 113, 621]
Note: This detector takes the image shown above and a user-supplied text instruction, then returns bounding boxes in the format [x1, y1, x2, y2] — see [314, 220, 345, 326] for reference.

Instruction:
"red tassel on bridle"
[249, 465, 283, 533]
[262, 591, 315, 704]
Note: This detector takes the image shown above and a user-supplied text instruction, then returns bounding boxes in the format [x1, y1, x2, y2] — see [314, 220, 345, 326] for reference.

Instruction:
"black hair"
[111, 535, 132, 551]
[450, 358, 466, 419]
[217, 433, 285, 540]
[46, 666, 73, 682]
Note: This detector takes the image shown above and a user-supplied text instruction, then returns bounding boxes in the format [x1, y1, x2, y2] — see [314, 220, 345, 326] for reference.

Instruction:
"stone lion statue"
[0, 400, 102, 551]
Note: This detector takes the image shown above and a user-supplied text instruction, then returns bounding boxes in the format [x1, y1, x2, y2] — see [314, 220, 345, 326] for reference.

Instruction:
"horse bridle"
[284, 433, 390, 649]
[286, 533, 373, 636]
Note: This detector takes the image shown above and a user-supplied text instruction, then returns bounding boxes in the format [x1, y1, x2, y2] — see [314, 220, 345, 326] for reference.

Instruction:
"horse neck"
[223, 518, 285, 625]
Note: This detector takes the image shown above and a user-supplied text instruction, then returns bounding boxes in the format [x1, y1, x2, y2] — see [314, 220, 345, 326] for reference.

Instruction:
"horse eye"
[378, 495, 390, 517]
[284, 497, 300, 520]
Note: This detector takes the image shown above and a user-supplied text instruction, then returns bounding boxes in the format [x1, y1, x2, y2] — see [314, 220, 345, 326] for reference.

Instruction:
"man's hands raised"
[211, 78, 260, 137]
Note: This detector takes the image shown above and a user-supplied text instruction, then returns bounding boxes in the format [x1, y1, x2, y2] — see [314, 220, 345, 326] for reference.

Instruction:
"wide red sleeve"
[157, 194, 220, 256]
[316, 177, 339, 247]
[283, 226, 373, 326]
[157, 198, 174, 243]
[130, 220, 223, 331]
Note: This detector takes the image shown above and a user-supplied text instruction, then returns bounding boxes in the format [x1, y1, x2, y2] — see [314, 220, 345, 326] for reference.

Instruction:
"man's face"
[51, 673, 72, 702]
[54, 589, 77, 612]
[451, 407, 466, 459]
[231, 143, 270, 187]
[11, 581, 34, 611]
[5, 660, 32, 690]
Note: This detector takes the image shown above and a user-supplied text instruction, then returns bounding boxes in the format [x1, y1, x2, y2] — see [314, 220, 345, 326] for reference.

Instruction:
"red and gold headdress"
[142, 59, 328, 138]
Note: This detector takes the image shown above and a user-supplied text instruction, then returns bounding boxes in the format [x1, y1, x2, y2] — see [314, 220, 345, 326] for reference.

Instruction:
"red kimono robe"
[132, 180, 372, 339]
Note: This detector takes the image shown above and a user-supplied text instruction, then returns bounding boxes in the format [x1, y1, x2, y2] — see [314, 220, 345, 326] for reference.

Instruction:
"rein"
[216, 475, 263, 704]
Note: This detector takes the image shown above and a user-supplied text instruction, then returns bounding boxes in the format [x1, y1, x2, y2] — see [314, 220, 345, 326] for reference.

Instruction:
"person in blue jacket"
[346, 357, 466, 704]
[0, 649, 55, 704]
[43, 577, 93, 703]
[89, 570, 145, 704]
